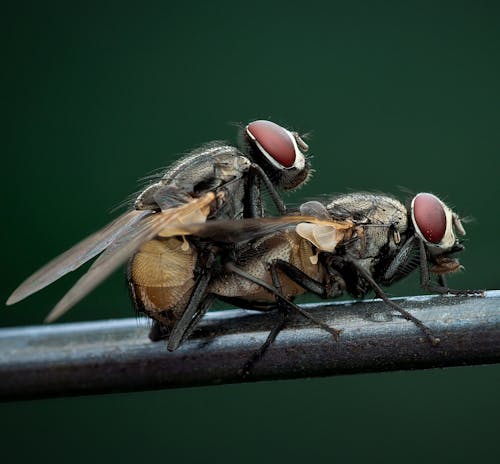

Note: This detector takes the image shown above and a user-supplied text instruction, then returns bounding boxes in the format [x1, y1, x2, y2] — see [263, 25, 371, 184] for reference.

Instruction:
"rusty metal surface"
[1, 290, 499, 401]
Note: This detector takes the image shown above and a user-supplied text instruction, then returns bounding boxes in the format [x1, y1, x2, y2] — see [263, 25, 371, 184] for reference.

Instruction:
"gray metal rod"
[1, 290, 499, 401]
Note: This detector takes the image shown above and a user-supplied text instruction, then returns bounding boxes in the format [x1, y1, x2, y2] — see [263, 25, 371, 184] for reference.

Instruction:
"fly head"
[410, 192, 466, 274]
[242, 120, 311, 190]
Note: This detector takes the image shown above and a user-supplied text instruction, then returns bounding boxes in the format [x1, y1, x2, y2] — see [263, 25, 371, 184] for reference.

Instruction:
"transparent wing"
[299, 201, 331, 220]
[176, 215, 305, 242]
[177, 214, 354, 244]
[44, 192, 218, 322]
[6, 210, 149, 306]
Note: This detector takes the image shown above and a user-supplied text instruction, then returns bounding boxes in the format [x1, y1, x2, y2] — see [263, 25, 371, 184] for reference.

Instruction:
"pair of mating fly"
[7, 120, 480, 362]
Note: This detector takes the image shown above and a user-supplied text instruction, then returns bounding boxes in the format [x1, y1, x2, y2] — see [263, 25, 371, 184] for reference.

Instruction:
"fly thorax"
[134, 182, 163, 210]
[215, 154, 251, 183]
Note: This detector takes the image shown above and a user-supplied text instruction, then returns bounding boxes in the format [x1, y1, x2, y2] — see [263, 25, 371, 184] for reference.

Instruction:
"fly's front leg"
[346, 254, 440, 346]
[418, 240, 484, 296]
[246, 163, 287, 216]
[382, 236, 418, 283]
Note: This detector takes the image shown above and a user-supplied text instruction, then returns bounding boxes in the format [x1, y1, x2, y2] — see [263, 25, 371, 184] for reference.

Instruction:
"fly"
[6, 120, 311, 334]
[164, 191, 482, 367]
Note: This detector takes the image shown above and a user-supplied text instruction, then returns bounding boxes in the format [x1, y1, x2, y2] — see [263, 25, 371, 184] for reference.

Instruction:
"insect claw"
[330, 328, 343, 342]
[430, 335, 441, 346]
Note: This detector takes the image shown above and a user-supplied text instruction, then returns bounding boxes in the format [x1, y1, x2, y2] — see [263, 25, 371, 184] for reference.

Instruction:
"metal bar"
[1, 290, 499, 401]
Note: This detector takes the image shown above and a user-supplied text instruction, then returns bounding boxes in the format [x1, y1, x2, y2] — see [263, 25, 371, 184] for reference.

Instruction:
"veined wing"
[6, 209, 149, 306]
[174, 214, 355, 244]
[44, 192, 218, 322]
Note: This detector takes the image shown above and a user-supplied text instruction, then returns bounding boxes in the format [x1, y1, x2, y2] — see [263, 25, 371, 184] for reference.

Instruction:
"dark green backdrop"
[1, 2, 499, 463]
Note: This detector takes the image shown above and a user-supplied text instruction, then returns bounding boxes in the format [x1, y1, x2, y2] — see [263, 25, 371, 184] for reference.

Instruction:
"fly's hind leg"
[240, 308, 288, 378]
[146, 312, 178, 342]
[272, 259, 346, 300]
[269, 259, 344, 339]
[240, 266, 291, 377]
[225, 262, 341, 340]
[127, 246, 218, 348]
[242, 260, 345, 375]
[149, 320, 167, 342]
[224, 261, 342, 377]
[167, 249, 217, 351]
[168, 293, 215, 351]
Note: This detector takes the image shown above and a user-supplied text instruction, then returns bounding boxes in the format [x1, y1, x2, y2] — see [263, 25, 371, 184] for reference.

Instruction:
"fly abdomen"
[129, 237, 198, 318]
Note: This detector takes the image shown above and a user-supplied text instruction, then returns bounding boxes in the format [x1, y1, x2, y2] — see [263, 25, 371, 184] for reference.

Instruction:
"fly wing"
[176, 215, 306, 242]
[44, 192, 217, 322]
[6, 210, 149, 306]
[176, 215, 354, 244]
[299, 201, 331, 220]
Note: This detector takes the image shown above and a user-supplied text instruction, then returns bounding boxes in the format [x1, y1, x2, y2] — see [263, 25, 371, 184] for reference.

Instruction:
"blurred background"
[1, 1, 499, 462]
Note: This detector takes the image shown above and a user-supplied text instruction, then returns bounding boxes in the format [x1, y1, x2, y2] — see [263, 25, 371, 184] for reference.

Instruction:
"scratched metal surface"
[0, 290, 499, 400]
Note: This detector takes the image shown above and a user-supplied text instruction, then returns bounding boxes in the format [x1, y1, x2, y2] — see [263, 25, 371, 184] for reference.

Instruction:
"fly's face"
[410, 192, 466, 274]
[244, 120, 311, 190]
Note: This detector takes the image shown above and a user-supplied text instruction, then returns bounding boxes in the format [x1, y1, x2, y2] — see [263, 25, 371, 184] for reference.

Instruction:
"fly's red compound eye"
[246, 120, 296, 168]
[412, 193, 447, 243]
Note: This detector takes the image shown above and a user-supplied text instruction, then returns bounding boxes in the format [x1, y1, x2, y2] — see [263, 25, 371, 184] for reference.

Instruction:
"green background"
[1, 2, 499, 463]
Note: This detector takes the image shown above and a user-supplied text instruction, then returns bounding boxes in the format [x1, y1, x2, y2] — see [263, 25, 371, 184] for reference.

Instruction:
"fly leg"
[418, 240, 484, 296]
[245, 262, 343, 367]
[128, 245, 218, 347]
[246, 163, 287, 216]
[346, 255, 440, 345]
[240, 265, 293, 377]
[168, 293, 216, 350]
[167, 249, 217, 351]
[225, 262, 341, 339]
[240, 301, 289, 377]
[272, 259, 346, 300]
[224, 262, 340, 378]
[149, 320, 170, 342]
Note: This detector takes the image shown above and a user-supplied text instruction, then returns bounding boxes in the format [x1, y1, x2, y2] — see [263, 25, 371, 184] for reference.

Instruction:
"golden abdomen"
[212, 231, 324, 302]
[129, 237, 197, 315]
